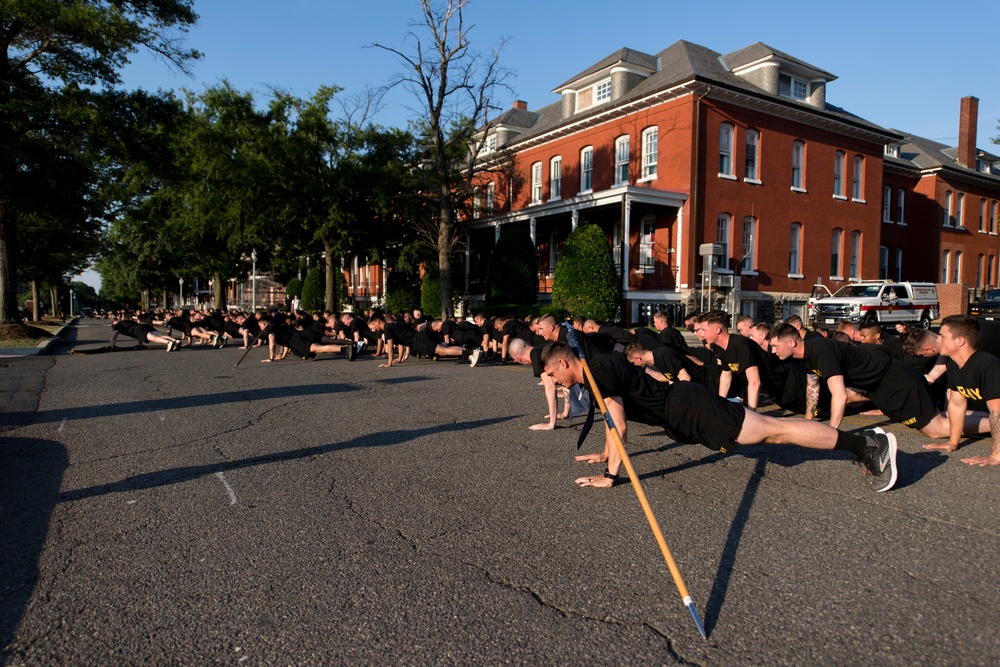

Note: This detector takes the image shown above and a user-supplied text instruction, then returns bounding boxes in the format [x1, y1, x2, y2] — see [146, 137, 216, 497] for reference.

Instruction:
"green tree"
[420, 268, 443, 319]
[372, 0, 513, 319]
[485, 226, 537, 306]
[0, 0, 199, 324]
[284, 278, 302, 301]
[551, 223, 619, 321]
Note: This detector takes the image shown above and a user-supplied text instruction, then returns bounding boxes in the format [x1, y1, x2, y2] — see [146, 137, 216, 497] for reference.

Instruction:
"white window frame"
[486, 181, 495, 212]
[641, 127, 658, 180]
[580, 146, 593, 193]
[942, 250, 950, 283]
[595, 79, 611, 103]
[639, 215, 656, 273]
[548, 229, 562, 277]
[956, 193, 965, 229]
[792, 140, 805, 191]
[831, 228, 843, 279]
[531, 162, 542, 204]
[849, 230, 861, 279]
[717, 213, 731, 271]
[744, 129, 760, 182]
[980, 198, 988, 233]
[614, 135, 629, 187]
[741, 216, 756, 273]
[897, 189, 906, 225]
[473, 188, 481, 219]
[788, 222, 802, 277]
[719, 123, 734, 178]
[882, 186, 892, 222]
[944, 191, 953, 227]
[852, 155, 864, 202]
[953, 250, 962, 283]
[549, 156, 562, 201]
[833, 150, 845, 198]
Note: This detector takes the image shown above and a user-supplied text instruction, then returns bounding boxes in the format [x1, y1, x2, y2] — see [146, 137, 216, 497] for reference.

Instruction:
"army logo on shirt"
[957, 386, 984, 401]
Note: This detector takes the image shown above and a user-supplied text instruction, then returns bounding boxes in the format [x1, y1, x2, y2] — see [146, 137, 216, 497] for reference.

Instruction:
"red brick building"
[462, 40, 1000, 324]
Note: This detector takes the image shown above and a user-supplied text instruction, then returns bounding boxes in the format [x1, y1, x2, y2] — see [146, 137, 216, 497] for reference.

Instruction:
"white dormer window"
[479, 134, 496, 155]
[885, 144, 899, 158]
[778, 74, 808, 101]
[595, 80, 611, 103]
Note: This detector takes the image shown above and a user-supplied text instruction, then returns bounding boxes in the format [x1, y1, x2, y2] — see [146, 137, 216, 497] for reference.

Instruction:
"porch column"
[621, 197, 632, 293]
[494, 224, 501, 243]
[676, 205, 686, 288]
[571, 209, 579, 231]
[530, 217, 536, 245]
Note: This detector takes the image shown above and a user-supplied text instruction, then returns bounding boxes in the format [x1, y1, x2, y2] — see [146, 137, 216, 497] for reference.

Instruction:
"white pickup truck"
[809, 281, 938, 329]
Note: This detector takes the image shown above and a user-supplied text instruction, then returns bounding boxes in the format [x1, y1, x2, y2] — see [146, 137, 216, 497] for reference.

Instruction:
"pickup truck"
[810, 281, 937, 329]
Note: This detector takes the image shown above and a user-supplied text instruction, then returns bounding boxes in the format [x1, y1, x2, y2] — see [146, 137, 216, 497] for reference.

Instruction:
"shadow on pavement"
[58, 415, 518, 503]
[0, 437, 67, 664]
[2, 383, 358, 427]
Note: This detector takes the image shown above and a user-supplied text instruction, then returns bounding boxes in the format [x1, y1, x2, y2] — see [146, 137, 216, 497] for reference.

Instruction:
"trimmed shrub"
[300, 267, 324, 313]
[284, 277, 302, 301]
[485, 226, 537, 307]
[420, 269, 444, 319]
[551, 222, 619, 321]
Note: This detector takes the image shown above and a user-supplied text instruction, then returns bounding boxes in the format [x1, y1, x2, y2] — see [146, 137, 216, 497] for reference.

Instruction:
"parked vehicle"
[810, 281, 938, 329]
[969, 289, 1000, 318]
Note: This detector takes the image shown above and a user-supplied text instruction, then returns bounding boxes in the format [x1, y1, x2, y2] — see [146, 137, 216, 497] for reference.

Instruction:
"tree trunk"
[438, 199, 455, 319]
[213, 270, 226, 310]
[323, 240, 335, 312]
[30, 280, 39, 322]
[50, 285, 58, 320]
[0, 203, 22, 324]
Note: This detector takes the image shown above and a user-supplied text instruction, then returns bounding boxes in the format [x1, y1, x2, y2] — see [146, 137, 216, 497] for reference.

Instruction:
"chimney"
[513, 100, 528, 110]
[958, 96, 979, 169]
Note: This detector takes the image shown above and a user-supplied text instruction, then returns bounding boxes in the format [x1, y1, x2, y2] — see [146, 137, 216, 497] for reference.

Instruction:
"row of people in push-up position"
[109, 306, 1000, 492]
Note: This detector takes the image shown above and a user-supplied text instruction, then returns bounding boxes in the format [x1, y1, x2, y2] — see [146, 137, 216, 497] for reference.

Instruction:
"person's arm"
[925, 390, 967, 452]
[644, 367, 669, 383]
[109, 329, 120, 348]
[826, 374, 848, 429]
[805, 373, 821, 420]
[379, 337, 397, 368]
[925, 357, 947, 384]
[261, 333, 277, 362]
[962, 397, 1000, 466]
[744, 365, 761, 411]
[717, 369, 732, 399]
[575, 396, 626, 487]
[529, 374, 559, 430]
[500, 334, 511, 361]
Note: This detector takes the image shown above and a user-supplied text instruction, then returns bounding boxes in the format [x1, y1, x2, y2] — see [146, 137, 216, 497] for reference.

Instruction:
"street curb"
[0, 318, 77, 358]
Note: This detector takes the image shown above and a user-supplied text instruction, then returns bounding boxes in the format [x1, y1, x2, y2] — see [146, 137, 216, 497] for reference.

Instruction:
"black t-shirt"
[754, 345, 792, 396]
[651, 346, 694, 383]
[384, 322, 416, 347]
[882, 335, 905, 360]
[658, 326, 689, 352]
[803, 337, 891, 391]
[711, 334, 759, 377]
[598, 325, 637, 345]
[586, 354, 671, 428]
[945, 350, 1000, 411]
[349, 317, 372, 338]
[165, 316, 194, 334]
[502, 319, 533, 343]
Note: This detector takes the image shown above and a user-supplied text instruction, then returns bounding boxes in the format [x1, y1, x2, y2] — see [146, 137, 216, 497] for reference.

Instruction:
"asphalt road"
[2, 319, 999, 665]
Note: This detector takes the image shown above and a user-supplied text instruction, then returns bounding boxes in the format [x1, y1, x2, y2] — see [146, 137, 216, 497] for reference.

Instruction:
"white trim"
[830, 275, 845, 281]
[851, 198, 866, 204]
[832, 194, 847, 201]
[791, 187, 808, 193]
[788, 273, 805, 279]
[741, 270, 759, 277]
[744, 178, 762, 185]
[718, 173, 737, 181]
[637, 175, 657, 183]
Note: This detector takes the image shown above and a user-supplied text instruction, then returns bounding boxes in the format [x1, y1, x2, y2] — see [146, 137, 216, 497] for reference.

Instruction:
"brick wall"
[936, 283, 969, 318]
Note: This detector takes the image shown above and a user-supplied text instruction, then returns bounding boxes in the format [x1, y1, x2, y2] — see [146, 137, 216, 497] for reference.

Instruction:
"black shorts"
[286, 331, 313, 358]
[412, 331, 438, 357]
[866, 360, 939, 430]
[663, 382, 746, 453]
[135, 323, 155, 343]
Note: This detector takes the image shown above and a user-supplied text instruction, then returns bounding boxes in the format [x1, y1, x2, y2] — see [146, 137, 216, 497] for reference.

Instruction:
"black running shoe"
[347, 343, 357, 361]
[860, 427, 898, 493]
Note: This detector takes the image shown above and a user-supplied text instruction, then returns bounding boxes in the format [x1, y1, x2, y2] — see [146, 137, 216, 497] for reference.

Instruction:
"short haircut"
[832, 331, 853, 343]
[653, 311, 671, 325]
[859, 323, 883, 337]
[941, 314, 981, 350]
[736, 315, 754, 327]
[538, 313, 559, 329]
[572, 316, 586, 328]
[751, 322, 773, 339]
[370, 314, 385, 325]
[771, 322, 801, 342]
[699, 310, 730, 328]
[539, 341, 578, 368]
[901, 328, 935, 356]
[785, 314, 804, 327]
[836, 321, 858, 333]
[507, 337, 532, 358]
[622, 341, 649, 359]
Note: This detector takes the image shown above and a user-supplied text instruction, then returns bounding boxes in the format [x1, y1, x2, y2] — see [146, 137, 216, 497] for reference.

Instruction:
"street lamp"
[179, 277, 184, 307]
[251, 249, 257, 311]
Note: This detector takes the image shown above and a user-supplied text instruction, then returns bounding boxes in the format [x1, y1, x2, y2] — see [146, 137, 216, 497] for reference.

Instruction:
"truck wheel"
[861, 312, 878, 327]
[918, 312, 932, 329]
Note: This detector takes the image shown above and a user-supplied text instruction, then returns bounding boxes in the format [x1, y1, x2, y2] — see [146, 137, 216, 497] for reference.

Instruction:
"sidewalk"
[0, 319, 74, 358]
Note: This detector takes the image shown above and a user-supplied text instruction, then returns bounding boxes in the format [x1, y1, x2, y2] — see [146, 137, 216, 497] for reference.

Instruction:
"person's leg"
[433, 344, 464, 358]
[736, 410, 840, 449]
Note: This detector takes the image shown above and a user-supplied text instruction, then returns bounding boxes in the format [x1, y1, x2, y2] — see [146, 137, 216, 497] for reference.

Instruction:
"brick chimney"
[958, 96, 979, 169]
[513, 100, 528, 110]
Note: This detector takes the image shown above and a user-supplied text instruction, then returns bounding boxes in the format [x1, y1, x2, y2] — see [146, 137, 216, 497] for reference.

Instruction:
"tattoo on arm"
[806, 374, 820, 418]
[990, 410, 1000, 455]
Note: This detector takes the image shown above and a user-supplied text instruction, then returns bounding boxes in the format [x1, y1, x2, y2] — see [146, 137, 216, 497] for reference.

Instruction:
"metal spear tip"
[685, 599, 707, 639]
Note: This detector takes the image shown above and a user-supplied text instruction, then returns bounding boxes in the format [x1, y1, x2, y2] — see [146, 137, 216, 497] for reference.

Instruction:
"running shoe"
[218, 335, 228, 348]
[347, 343, 357, 361]
[860, 427, 898, 493]
[469, 348, 482, 368]
[211, 334, 221, 348]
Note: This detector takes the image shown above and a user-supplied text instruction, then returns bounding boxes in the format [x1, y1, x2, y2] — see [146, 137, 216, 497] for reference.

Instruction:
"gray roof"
[505, 40, 894, 147]
[495, 107, 541, 129]
[553, 47, 658, 91]
[721, 42, 837, 81]
[886, 130, 1000, 182]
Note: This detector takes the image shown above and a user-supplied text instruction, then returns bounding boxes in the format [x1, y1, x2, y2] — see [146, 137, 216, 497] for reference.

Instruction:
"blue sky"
[79, 0, 1000, 290]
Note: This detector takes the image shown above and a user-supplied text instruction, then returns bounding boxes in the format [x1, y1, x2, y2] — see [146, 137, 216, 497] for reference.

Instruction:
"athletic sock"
[834, 431, 872, 460]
